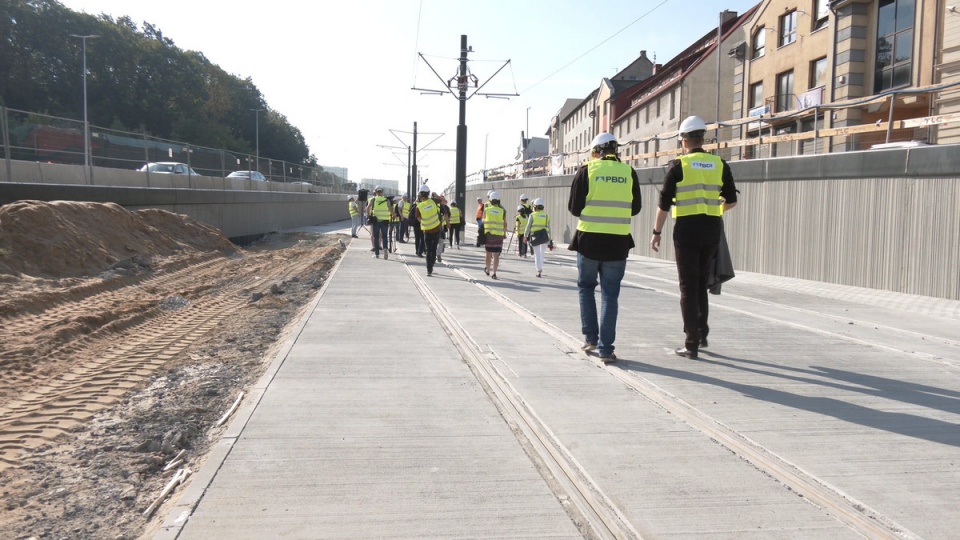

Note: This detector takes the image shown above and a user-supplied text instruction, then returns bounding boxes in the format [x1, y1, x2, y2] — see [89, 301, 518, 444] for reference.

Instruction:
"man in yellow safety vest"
[651, 115, 738, 359]
[567, 132, 642, 364]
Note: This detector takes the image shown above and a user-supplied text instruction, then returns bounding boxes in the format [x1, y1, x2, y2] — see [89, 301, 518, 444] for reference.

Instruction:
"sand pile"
[0, 201, 236, 279]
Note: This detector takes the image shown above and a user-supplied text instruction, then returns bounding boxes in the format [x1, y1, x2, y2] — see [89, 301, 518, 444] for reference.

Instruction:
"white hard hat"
[375, 185, 383, 191]
[489, 191, 500, 200]
[517, 205, 525, 212]
[486, 190, 494, 198]
[590, 132, 618, 149]
[520, 194, 528, 200]
[678, 115, 708, 139]
[533, 198, 544, 206]
[419, 184, 431, 193]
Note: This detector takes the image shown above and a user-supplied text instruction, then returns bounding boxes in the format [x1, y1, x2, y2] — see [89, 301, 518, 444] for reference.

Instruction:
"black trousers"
[450, 224, 462, 245]
[673, 216, 722, 351]
[424, 230, 441, 273]
[412, 222, 424, 255]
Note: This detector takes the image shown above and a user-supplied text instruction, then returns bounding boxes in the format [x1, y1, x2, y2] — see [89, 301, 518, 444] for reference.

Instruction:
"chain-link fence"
[0, 107, 352, 192]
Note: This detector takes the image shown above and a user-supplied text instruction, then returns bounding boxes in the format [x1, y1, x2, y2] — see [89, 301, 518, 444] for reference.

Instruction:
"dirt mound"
[0, 199, 346, 539]
[0, 201, 236, 279]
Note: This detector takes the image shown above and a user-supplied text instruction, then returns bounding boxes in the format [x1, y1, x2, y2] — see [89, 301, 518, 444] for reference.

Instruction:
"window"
[874, 0, 914, 91]
[810, 57, 827, 89]
[669, 90, 676, 120]
[814, 0, 829, 31]
[749, 82, 764, 110]
[776, 70, 795, 112]
[780, 10, 798, 47]
[752, 27, 766, 59]
[656, 97, 661, 118]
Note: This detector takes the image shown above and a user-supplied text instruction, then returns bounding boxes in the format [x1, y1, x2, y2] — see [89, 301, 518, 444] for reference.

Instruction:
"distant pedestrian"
[524, 198, 552, 278]
[651, 116, 738, 359]
[416, 184, 442, 276]
[347, 196, 360, 238]
[436, 193, 450, 263]
[368, 186, 391, 259]
[475, 196, 485, 247]
[448, 200, 463, 249]
[568, 132, 642, 363]
[396, 194, 409, 243]
[410, 190, 426, 257]
[483, 191, 506, 279]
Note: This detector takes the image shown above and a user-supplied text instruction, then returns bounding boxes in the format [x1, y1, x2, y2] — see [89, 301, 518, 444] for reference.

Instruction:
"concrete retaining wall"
[4, 146, 958, 298]
[468, 145, 960, 300]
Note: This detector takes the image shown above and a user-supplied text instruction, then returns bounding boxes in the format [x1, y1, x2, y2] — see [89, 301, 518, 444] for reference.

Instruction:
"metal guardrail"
[0, 107, 351, 191]
[475, 81, 960, 182]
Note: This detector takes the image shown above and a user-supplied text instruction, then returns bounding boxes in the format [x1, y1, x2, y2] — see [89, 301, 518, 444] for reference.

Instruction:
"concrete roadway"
[156, 221, 960, 539]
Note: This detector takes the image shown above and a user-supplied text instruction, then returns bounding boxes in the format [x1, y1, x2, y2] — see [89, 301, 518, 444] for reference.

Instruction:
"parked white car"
[139, 162, 200, 175]
[227, 170, 267, 182]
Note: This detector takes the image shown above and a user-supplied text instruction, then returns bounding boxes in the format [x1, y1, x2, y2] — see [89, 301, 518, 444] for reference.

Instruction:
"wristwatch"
[652, 229, 661, 235]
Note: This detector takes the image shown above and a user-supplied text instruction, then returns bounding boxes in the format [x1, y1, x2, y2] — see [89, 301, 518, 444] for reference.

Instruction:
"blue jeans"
[372, 221, 389, 256]
[577, 254, 627, 356]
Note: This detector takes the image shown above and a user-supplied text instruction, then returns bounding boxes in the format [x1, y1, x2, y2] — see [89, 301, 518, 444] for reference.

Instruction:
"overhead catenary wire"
[519, 0, 674, 95]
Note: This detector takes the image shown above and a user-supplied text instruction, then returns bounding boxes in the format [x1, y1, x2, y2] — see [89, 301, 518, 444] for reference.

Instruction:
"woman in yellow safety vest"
[448, 201, 463, 249]
[482, 191, 506, 279]
[524, 198, 552, 278]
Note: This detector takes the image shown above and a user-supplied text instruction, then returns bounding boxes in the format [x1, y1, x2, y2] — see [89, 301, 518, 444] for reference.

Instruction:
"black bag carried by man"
[529, 229, 549, 246]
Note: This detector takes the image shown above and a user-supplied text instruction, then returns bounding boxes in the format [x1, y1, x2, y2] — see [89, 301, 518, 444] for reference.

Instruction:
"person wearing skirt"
[482, 192, 507, 279]
[524, 198, 552, 278]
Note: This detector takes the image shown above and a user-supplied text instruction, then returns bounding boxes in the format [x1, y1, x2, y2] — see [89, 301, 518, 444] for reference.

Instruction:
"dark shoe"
[427, 271, 433, 276]
[484, 268, 489, 276]
[675, 347, 698, 359]
[599, 352, 617, 364]
[384, 251, 388, 260]
[700, 337, 708, 348]
[536, 270, 541, 278]
[491, 274, 498, 280]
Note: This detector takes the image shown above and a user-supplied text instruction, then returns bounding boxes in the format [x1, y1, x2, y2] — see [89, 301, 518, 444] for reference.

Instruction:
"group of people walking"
[569, 116, 737, 364]
[475, 191, 554, 280]
[347, 115, 738, 366]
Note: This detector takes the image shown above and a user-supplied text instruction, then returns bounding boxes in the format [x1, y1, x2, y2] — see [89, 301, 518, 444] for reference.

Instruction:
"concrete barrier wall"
[0, 182, 349, 240]
[4, 147, 958, 298]
[468, 145, 960, 300]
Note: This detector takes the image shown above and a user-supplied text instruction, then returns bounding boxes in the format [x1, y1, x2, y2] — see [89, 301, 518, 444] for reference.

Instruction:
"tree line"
[0, 0, 316, 167]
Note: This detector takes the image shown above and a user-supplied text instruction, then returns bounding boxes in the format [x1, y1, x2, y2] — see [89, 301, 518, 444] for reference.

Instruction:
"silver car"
[227, 170, 267, 182]
[139, 162, 200, 175]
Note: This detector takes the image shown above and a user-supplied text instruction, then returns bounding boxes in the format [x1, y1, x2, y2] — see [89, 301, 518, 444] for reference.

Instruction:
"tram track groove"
[424, 249, 919, 540]
[400, 248, 640, 539]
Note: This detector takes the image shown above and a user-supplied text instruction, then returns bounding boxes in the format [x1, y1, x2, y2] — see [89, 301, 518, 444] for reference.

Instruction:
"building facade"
[612, 9, 753, 167]
[733, 0, 946, 159]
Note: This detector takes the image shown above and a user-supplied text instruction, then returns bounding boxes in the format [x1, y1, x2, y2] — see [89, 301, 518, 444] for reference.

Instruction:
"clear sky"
[58, 0, 760, 187]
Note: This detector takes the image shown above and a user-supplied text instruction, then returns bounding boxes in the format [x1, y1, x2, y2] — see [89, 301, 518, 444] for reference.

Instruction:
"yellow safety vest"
[530, 211, 549, 232]
[449, 206, 462, 225]
[483, 205, 505, 236]
[673, 154, 724, 218]
[576, 159, 634, 235]
[418, 199, 441, 231]
[371, 196, 391, 221]
[348, 201, 359, 217]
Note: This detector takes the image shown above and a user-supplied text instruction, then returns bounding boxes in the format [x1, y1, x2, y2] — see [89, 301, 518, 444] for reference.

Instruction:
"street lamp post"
[250, 108, 263, 173]
[70, 34, 98, 169]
